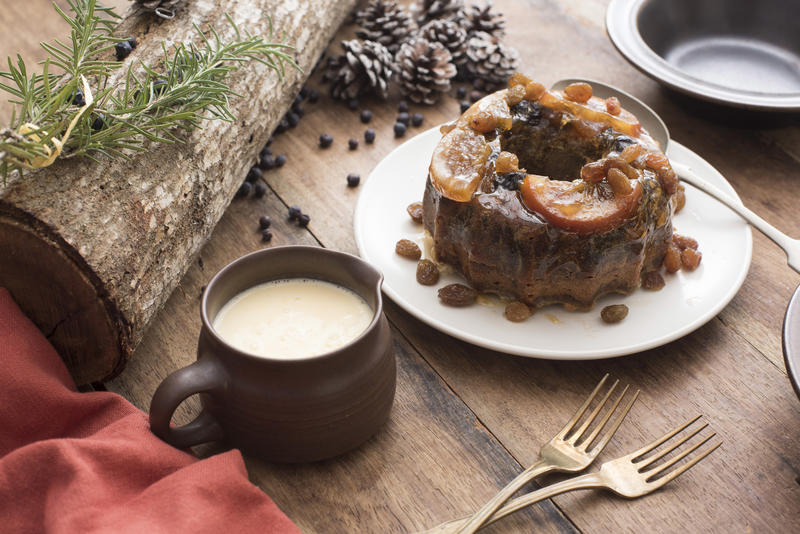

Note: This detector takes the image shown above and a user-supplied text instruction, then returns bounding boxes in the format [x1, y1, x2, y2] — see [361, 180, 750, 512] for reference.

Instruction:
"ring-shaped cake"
[422, 74, 681, 310]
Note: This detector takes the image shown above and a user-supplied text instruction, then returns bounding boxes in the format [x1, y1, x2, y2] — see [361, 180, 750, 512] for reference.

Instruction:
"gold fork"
[425, 415, 721, 534]
[453, 374, 639, 534]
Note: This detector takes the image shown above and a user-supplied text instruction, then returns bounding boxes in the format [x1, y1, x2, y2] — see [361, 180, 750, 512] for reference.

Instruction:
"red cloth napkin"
[0, 288, 300, 534]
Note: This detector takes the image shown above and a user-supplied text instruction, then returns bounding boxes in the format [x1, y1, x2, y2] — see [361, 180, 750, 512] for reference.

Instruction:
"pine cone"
[355, 0, 415, 55]
[133, 0, 182, 19]
[411, 0, 465, 26]
[462, 31, 519, 85]
[326, 40, 394, 101]
[395, 38, 457, 105]
[463, 1, 506, 38]
[418, 19, 468, 68]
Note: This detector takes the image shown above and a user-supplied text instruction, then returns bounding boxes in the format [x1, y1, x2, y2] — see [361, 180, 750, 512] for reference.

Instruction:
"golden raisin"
[674, 184, 686, 213]
[606, 167, 633, 195]
[524, 81, 546, 101]
[495, 151, 520, 174]
[508, 72, 532, 88]
[506, 84, 526, 106]
[641, 271, 665, 291]
[681, 248, 702, 270]
[645, 152, 677, 194]
[407, 201, 424, 223]
[620, 144, 645, 163]
[601, 304, 628, 323]
[416, 259, 440, 285]
[580, 161, 606, 183]
[663, 244, 681, 273]
[605, 96, 621, 115]
[564, 82, 592, 103]
[469, 110, 498, 133]
[504, 301, 532, 322]
[438, 283, 478, 306]
[395, 239, 421, 260]
[672, 233, 698, 250]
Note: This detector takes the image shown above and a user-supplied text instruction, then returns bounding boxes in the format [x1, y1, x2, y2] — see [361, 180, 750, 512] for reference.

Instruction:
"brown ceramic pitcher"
[149, 246, 396, 463]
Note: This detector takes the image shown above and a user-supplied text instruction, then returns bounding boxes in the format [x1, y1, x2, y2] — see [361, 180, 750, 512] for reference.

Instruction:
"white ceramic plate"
[354, 128, 752, 359]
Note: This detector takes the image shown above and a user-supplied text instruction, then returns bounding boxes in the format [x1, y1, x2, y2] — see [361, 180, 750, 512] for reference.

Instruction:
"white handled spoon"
[551, 79, 800, 274]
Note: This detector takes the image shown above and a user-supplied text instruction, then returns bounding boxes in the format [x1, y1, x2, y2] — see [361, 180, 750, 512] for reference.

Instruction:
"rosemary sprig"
[0, 0, 297, 183]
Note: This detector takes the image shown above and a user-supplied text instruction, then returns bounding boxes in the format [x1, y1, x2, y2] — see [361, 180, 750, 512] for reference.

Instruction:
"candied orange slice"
[539, 90, 642, 138]
[520, 174, 642, 234]
[458, 91, 513, 132]
[430, 126, 492, 202]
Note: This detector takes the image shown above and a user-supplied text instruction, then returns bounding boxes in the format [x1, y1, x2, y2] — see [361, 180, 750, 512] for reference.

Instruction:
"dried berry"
[438, 284, 477, 307]
[416, 259, 440, 285]
[641, 271, 665, 291]
[395, 239, 421, 260]
[674, 184, 686, 213]
[115, 40, 133, 61]
[319, 133, 333, 148]
[292, 103, 305, 117]
[605, 96, 621, 116]
[259, 216, 271, 230]
[681, 248, 702, 270]
[472, 78, 485, 90]
[364, 128, 376, 143]
[260, 145, 273, 158]
[469, 110, 497, 133]
[524, 81, 545, 101]
[394, 122, 407, 137]
[606, 167, 633, 195]
[564, 82, 592, 103]
[286, 112, 300, 127]
[360, 109, 373, 123]
[348, 98, 360, 110]
[261, 229, 273, 242]
[672, 233, 698, 250]
[308, 89, 320, 103]
[246, 166, 262, 183]
[407, 201, 423, 223]
[411, 112, 424, 127]
[237, 182, 252, 198]
[504, 301, 532, 322]
[506, 84, 526, 106]
[460, 101, 470, 113]
[259, 154, 275, 170]
[456, 86, 467, 99]
[601, 304, 628, 323]
[288, 205, 302, 220]
[663, 244, 682, 273]
[298, 213, 311, 227]
[397, 112, 410, 125]
[398, 100, 409, 112]
[580, 161, 606, 183]
[254, 182, 267, 198]
[348, 138, 359, 150]
[347, 173, 360, 187]
[495, 151, 519, 174]
[91, 113, 105, 131]
[275, 154, 287, 167]
[470, 90, 483, 103]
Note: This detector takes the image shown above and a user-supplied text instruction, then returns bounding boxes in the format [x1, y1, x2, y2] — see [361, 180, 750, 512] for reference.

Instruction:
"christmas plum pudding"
[422, 74, 684, 311]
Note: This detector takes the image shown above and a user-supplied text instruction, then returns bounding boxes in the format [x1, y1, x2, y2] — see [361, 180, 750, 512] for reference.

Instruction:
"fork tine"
[644, 432, 716, 479]
[585, 388, 639, 453]
[578, 384, 629, 448]
[566, 379, 619, 443]
[557, 374, 610, 439]
[647, 440, 721, 487]
[636, 422, 709, 469]
[630, 414, 703, 460]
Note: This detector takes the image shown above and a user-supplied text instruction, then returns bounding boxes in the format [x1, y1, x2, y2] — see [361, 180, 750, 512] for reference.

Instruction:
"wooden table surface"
[4, 1, 800, 532]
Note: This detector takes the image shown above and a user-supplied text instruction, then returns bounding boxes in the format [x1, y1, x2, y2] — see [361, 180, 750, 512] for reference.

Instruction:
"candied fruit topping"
[407, 201, 424, 223]
[539, 90, 642, 138]
[438, 283, 478, 306]
[663, 244, 681, 273]
[495, 151, 520, 174]
[469, 110, 499, 133]
[681, 248, 702, 270]
[508, 72, 532, 88]
[674, 184, 686, 213]
[672, 233, 698, 250]
[605, 96, 622, 116]
[606, 167, 633, 196]
[459, 92, 512, 132]
[416, 259, 440, 285]
[642, 271, 665, 290]
[620, 144, 645, 163]
[506, 84, 526, 106]
[524, 81, 546, 101]
[430, 127, 492, 202]
[580, 161, 606, 183]
[504, 301, 532, 322]
[564, 82, 593, 103]
[601, 304, 628, 323]
[396, 239, 421, 260]
[521, 175, 642, 234]
[645, 152, 678, 195]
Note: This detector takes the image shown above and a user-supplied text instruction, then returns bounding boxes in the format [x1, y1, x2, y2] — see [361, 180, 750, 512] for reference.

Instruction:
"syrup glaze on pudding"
[422, 74, 679, 311]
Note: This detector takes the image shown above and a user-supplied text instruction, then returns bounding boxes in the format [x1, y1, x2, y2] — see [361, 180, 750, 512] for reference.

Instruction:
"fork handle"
[454, 459, 552, 534]
[673, 161, 800, 273]
[420, 472, 605, 534]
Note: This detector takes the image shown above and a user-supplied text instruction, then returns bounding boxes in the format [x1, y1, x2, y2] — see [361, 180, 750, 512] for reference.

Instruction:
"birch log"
[0, 0, 357, 385]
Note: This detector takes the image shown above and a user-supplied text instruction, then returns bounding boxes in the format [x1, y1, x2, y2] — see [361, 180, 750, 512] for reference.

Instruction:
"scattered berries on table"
[364, 128, 376, 144]
[298, 213, 310, 227]
[360, 109, 373, 123]
[459, 101, 470, 113]
[347, 173, 361, 187]
[259, 215, 272, 229]
[319, 133, 333, 148]
[246, 166, 262, 183]
[411, 112, 424, 127]
[288, 205, 302, 220]
[259, 154, 275, 170]
[348, 138, 359, 150]
[398, 101, 409, 113]
[237, 182, 252, 198]
[308, 89, 320, 103]
[274, 154, 287, 167]
[348, 98, 360, 110]
[286, 112, 300, 127]
[292, 103, 304, 117]
[396, 112, 410, 125]
[456, 87, 467, 99]
[394, 122, 407, 138]
[470, 90, 483, 103]
[261, 229, 273, 242]
[254, 182, 267, 198]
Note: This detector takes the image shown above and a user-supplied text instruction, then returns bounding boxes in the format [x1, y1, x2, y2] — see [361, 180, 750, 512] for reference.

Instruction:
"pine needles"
[0, 0, 297, 183]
